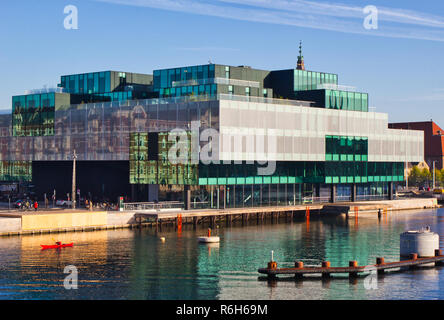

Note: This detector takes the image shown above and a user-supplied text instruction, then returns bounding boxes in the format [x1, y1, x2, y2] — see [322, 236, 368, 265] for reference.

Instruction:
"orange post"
[207, 228, 211, 237]
[410, 253, 418, 260]
[349, 260, 358, 268]
[321, 261, 331, 278]
[177, 214, 183, 232]
[295, 261, 304, 269]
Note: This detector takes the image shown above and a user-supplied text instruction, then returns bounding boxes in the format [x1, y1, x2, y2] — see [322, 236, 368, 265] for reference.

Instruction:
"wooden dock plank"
[258, 255, 444, 276]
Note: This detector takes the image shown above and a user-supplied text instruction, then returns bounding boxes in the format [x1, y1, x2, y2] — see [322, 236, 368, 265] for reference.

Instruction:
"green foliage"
[408, 166, 444, 188]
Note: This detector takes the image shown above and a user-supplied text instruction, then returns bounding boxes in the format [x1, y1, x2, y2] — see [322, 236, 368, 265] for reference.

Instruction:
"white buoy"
[198, 228, 220, 243]
[197, 236, 220, 243]
[400, 227, 439, 261]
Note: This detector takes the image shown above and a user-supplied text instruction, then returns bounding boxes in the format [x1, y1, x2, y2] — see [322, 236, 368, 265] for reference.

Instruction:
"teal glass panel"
[227, 177, 236, 184]
[208, 178, 218, 185]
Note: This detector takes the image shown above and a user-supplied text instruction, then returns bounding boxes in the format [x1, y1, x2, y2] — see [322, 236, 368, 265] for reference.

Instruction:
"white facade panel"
[218, 99, 424, 163]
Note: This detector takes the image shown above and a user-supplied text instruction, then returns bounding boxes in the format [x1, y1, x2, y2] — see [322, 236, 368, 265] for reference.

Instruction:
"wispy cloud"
[176, 46, 240, 51]
[393, 88, 444, 102]
[94, 0, 444, 42]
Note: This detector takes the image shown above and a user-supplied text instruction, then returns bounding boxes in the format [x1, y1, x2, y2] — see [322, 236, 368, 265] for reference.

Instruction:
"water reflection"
[0, 209, 442, 299]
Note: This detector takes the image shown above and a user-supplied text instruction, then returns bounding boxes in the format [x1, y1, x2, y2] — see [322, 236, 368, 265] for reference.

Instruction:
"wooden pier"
[258, 250, 444, 279]
[134, 204, 323, 230]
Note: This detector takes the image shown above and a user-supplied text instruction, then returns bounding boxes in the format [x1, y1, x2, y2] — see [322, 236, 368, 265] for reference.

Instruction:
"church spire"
[297, 40, 305, 70]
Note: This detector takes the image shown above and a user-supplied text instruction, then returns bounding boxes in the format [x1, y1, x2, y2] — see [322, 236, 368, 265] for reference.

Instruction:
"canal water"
[0, 208, 443, 300]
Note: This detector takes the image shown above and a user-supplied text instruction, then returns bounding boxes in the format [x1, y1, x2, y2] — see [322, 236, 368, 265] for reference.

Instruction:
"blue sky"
[1, 0, 444, 124]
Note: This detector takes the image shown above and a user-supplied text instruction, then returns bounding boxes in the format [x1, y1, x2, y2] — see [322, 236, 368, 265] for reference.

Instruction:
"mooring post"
[376, 257, 385, 275]
[322, 261, 331, 278]
[435, 249, 443, 266]
[349, 260, 358, 278]
[295, 261, 304, 279]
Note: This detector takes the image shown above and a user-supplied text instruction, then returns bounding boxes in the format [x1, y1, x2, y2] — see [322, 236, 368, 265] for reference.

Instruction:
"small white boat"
[198, 236, 220, 243]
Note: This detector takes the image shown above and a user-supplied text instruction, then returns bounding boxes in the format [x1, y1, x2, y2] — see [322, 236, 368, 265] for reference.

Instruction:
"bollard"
[435, 249, 443, 266]
[376, 257, 385, 275]
[321, 261, 331, 278]
[349, 260, 358, 278]
[294, 261, 304, 279]
[409, 253, 418, 270]
[322, 261, 331, 268]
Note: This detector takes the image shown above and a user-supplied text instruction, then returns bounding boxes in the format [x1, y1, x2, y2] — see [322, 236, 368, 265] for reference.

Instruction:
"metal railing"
[57, 93, 314, 112]
[355, 194, 389, 201]
[315, 83, 357, 92]
[172, 77, 260, 88]
[123, 201, 184, 211]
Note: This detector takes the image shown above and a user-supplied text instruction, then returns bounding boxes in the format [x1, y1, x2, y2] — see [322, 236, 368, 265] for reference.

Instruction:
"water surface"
[0, 208, 443, 300]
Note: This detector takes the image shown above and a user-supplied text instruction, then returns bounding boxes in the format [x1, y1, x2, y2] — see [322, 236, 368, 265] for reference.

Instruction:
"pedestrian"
[33, 201, 38, 212]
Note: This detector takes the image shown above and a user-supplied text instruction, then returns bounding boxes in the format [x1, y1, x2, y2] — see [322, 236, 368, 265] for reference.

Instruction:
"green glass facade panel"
[227, 177, 236, 185]
[263, 176, 272, 184]
[271, 176, 280, 184]
[208, 178, 217, 185]
[280, 177, 288, 184]
[245, 177, 254, 184]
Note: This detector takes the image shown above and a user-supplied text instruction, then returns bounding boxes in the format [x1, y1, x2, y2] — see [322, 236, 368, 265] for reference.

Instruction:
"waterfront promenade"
[0, 197, 438, 237]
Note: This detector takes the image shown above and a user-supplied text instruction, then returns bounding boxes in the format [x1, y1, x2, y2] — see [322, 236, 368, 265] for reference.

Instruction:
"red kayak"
[40, 242, 73, 250]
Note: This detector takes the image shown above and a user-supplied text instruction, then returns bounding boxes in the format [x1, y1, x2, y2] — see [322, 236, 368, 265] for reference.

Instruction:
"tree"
[408, 165, 422, 186]
[421, 168, 431, 187]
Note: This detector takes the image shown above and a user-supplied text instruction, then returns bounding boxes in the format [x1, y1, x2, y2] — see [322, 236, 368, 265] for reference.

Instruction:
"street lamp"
[433, 160, 436, 190]
[72, 149, 77, 209]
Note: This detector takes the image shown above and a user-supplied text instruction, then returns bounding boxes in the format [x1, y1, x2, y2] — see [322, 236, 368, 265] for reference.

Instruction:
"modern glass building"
[0, 59, 423, 207]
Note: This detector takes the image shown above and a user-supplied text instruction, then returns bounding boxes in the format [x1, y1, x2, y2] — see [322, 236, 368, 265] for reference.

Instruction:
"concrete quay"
[0, 198, 438, 237]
